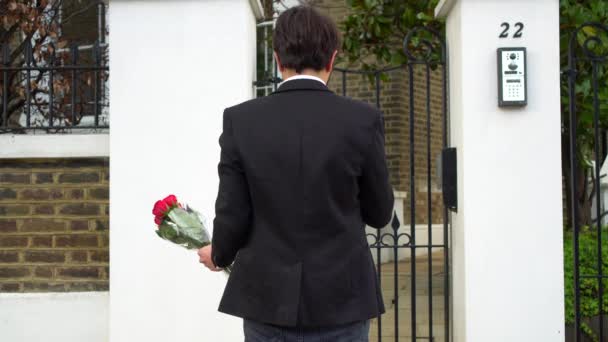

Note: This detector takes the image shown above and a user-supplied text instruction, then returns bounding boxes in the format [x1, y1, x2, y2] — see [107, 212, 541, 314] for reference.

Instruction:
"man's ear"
[325, 50, 338, 72]
[274, 52, 284, 72]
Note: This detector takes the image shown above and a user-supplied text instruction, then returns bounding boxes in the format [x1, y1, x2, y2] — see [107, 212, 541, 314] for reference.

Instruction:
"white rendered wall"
[0, 292, 108, 342]
[109, 1, 259, 341]
[437, 0, 564, 341]
[0, 135, 108, 158]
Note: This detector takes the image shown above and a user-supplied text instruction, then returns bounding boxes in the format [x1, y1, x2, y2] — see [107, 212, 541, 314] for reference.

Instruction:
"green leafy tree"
[339, 0, 441, 69]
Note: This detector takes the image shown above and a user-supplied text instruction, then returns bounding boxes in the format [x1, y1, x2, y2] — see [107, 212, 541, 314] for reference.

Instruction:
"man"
[198, 5, 394, 341]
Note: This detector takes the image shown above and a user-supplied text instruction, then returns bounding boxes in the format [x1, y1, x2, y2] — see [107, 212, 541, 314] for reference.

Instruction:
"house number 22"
[499, 22, 524, 38]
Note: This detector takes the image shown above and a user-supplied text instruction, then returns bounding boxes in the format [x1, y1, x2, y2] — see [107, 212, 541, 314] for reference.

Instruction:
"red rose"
[154, 216, 163, 226]
[152, 200, 170, 217]
[152, 195, 180, 219]
[163, 195, 178, 207]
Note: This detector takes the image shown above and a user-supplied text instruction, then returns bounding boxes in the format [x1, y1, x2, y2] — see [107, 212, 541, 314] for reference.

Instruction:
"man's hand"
[198, 245, 222, 272]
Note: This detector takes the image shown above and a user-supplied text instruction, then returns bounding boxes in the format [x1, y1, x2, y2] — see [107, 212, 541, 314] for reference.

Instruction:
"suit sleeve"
[211, 109, 252, 268]
[359, 111, 394, 228]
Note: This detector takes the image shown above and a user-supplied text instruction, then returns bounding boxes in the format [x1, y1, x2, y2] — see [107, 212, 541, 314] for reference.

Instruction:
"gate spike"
[391, 211, 400, 230]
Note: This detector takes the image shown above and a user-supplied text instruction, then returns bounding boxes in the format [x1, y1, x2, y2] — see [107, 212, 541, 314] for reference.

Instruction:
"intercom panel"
[497, 47, 527, 107]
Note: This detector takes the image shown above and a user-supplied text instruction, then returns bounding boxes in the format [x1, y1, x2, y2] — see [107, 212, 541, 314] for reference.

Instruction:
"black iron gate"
[565, 22, 608, 342]
[255, 25, 450, 342]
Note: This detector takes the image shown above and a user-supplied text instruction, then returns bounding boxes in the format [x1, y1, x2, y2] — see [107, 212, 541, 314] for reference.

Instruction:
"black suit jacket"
[211, 79, 394, 327]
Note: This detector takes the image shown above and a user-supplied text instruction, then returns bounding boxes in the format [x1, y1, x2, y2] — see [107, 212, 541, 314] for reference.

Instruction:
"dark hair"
[272, 6, 340, 73]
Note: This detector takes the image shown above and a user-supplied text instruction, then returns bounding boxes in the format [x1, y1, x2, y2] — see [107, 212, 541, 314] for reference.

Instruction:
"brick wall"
[314, 0, 446, 224]
[0, 158, 109, 293]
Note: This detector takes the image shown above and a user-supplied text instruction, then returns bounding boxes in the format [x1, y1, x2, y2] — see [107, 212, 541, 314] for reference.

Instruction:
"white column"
[109, 1, 262, 341]
[436, 0, 564, 341]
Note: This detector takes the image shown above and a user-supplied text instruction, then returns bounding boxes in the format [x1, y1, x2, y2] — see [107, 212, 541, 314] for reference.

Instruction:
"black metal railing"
[565, 22, 608, 342]
[0, 2, 108, 133]
[349, 26, 449, 342]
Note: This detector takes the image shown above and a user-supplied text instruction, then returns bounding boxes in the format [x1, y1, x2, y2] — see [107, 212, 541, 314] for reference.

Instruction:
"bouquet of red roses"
[152, 195, 230, 273]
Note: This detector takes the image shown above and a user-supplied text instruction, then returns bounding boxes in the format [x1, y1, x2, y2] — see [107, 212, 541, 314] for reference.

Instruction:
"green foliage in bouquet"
[155, 207, 210, 250]
[152, 195, 232, 273]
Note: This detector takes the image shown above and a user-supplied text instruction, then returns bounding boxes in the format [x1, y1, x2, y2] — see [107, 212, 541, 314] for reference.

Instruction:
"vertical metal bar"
[377, 230, 382, 342]
[378, 64, 382, 342]
[71, 44, 78, 126]
[271, 20, 278, 93]
[442, 62, 451, 342]
[2, 45, 8, 129]
[272, 26, 278, 93]
[602, 130, 607, 166]
[98, 2, 106, 121]
[408, 63, 417, 342]
[425, 63, 434, 341]
[93, 41, 100, 127]
[48, 45, 54, 128]
[342, 71, 346, 97]
[263, 24, 269, 96]
[98, 2, 106, 44]
[375, 72, 399, 342]
[273, 55, 278, 92]
[375, 73, 380, 109]
[372, 70, 382, 342]
[394, 229, 399, 342]
[25, 40, 32, 128]
[567, 37, 581, 342]
[591, 61, 604, 342]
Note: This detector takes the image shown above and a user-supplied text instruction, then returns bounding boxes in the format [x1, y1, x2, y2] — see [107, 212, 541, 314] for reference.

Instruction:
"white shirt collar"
[278, 74, 326, 88]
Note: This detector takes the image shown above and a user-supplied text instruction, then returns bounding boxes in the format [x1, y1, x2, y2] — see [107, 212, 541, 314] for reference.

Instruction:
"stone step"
[368, 250, 449, 342]
[379, 274, 447, 296]
[369, 326, 447, 342]
[369, 322, 447, 342]
[375, 253, 447, 272]
[380, 306, 448, 320]
[368, 335, 447, 342]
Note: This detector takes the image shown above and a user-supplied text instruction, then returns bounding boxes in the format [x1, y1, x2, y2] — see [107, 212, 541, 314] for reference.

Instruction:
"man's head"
[272, 6, 340, 82]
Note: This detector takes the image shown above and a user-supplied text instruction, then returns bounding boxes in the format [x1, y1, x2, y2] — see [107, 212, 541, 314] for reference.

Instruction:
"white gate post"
[109, 1, 263, 341]
[435, 0, 564, 341]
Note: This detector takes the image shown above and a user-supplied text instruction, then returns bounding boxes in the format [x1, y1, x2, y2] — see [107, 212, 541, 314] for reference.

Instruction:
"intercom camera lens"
[510, 53, 516, 60]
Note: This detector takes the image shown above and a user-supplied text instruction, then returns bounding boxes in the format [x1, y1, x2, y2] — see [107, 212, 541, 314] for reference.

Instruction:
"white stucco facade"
[0, 1, 261, 342]
[0, 134, 109, 158]
[109, 1, 261, 341]
[0, 0, 568, 341]
[437, 0, 565, 341]
[0, 292, 109, 342]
